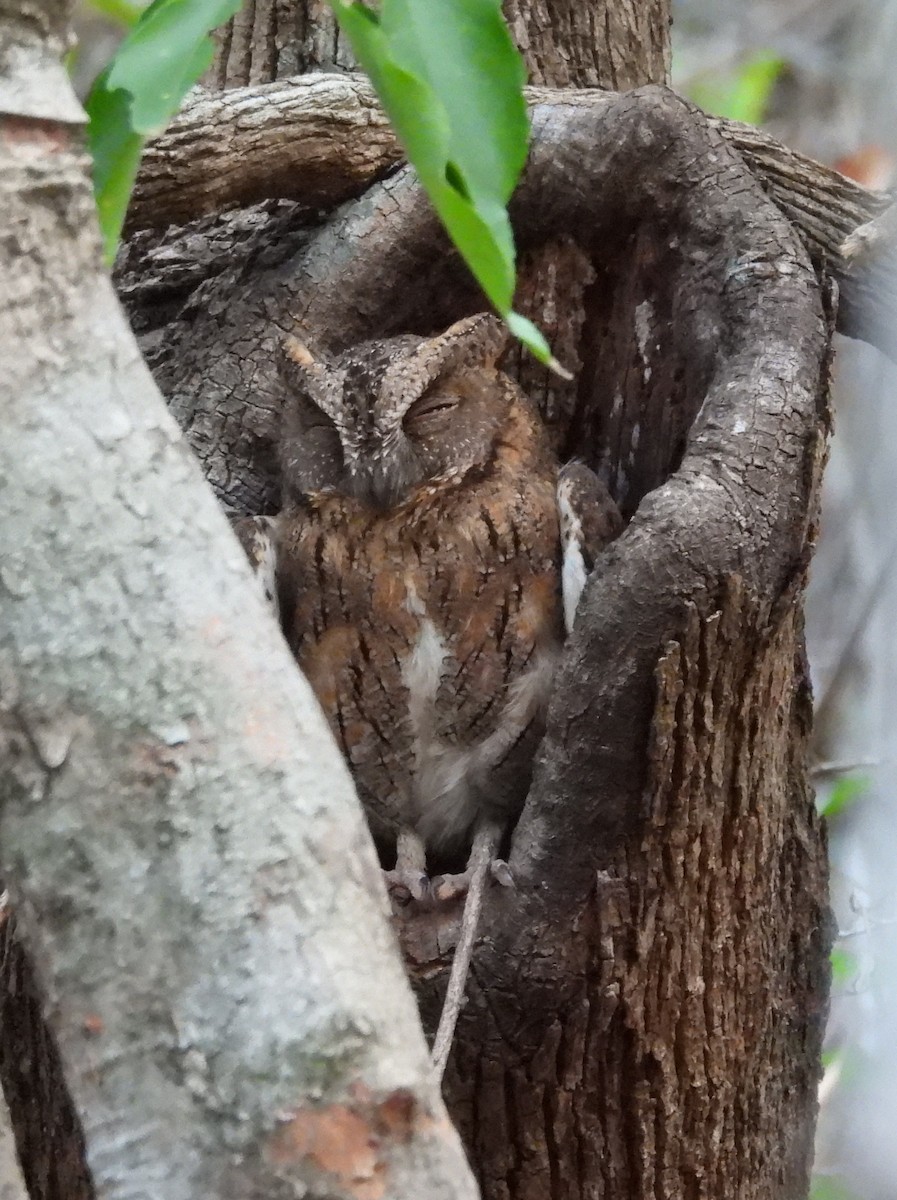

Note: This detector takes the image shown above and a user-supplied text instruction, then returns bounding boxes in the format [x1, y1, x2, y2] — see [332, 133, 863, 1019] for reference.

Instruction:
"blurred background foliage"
[673, 5, 897, 1197]
[69, 1, 897, 1195]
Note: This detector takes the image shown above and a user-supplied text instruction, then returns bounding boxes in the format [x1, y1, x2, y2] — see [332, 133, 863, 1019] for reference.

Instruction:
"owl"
[236, 314, 621, 904]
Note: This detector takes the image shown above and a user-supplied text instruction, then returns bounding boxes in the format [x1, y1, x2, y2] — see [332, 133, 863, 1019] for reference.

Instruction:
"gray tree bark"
[1, 1, 837, 1199]
[0, 3, 477, 1198]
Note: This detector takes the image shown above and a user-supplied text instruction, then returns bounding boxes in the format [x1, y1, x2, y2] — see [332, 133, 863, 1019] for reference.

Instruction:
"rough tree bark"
[0, 1069, 27, 1200]
[207, 0, 671, 89]
[125, 81, 892, 360]
[0, 2, 477, 1198]
[0, 0, 846, 1198]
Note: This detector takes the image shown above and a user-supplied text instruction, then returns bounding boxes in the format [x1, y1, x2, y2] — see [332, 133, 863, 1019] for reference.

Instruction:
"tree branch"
[130, 76, 889, 352]
[146, 84, 828, 894]
[0, 1040, 29, 1200]
[512, 87, 829, 893]
[129, 76, 400, 229]
[0, 15, 477, 1200]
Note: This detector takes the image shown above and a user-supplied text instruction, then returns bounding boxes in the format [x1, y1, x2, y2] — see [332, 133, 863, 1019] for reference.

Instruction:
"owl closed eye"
[402, 388, 460, 430]
[277, 314, 514, 509]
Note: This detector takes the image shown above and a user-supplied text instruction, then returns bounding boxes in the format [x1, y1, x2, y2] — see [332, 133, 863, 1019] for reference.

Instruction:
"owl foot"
[432, 857, 514, 904]
[384, 828, 430, 905]
[383, 866, 431, 905]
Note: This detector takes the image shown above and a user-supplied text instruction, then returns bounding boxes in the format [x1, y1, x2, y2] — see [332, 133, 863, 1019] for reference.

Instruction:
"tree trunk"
[0, 4, 477, 1198]
[208, 0, 671, 90]
[2, 1, 838, 1199]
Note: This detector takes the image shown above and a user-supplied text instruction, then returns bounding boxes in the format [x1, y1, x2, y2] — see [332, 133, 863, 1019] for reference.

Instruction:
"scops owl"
[237, 314, 621, 901]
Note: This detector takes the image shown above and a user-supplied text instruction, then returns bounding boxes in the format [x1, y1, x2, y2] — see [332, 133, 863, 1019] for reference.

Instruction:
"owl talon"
[491, 858, 514, 888]
[431, 871, 470, 904]
[384, 828, 432, 903]
[431, 855, 513, 904]
[383, 867, 431, 904]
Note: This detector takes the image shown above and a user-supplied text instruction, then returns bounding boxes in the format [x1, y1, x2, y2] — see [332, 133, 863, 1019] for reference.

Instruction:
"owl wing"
[232, 515, 281, 619]
[557, 462, 623, 635]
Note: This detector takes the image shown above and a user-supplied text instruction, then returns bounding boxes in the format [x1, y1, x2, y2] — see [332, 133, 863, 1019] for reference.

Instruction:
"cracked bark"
[125, 78, 892, 360]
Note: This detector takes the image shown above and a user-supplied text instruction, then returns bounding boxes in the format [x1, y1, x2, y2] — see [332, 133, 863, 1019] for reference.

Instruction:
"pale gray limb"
[0, 16, 479, 1194]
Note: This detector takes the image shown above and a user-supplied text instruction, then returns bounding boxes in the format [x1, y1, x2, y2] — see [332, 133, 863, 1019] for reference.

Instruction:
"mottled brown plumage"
[278, 369, 561, 862]
[236, 313, 620, 899]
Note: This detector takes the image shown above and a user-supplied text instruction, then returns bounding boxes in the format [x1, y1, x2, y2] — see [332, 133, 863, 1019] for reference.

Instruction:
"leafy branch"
[85, 0, 241, 262]
[84, 0, 560, 364]
[329, 0, 562, 370]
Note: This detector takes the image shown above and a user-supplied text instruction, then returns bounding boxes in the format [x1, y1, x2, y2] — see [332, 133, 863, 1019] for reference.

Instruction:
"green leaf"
[84, 72, 145, 263]
[381, 0, 528, 201]
[86, 0, 242, 262]
[830, 947, 857, 987]
[85, 0, 145, 28]
[106, 0, 238, 133]
[331, 0, 561, 369]
[505, 311, 571, 376]
[819, 774, 869, 820]
[690, 51, 785, 126]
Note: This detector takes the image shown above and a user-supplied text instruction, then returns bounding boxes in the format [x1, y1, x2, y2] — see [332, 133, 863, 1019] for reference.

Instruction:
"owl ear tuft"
[387, 315, 509, 402]
[278, 335, 346, 427]
[282, 335, 319, 370]
[437, 312, 510, 370]
[378, 313, 512, 416]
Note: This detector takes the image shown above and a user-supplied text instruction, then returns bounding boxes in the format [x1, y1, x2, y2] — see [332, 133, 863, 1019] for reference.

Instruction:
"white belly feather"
[401, 579, 556, 852]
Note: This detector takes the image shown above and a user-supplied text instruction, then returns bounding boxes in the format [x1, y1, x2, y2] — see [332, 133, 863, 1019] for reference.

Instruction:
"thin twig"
[430, 822, 501, 1081]
[810, 757, 881, 778]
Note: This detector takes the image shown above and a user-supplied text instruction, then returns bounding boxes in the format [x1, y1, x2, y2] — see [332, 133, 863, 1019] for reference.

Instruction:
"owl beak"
[341, 455, 393, 510]
[346, 435, 416, 510]
[367, 463, 402, 510]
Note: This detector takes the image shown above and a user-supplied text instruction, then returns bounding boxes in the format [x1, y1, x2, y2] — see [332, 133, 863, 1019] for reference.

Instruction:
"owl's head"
[278, 313, 513, 509]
